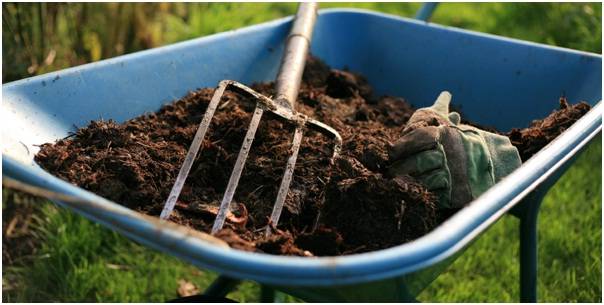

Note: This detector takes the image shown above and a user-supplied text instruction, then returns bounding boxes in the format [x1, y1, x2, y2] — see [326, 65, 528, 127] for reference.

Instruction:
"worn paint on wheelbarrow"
[2, 9, 602, 302]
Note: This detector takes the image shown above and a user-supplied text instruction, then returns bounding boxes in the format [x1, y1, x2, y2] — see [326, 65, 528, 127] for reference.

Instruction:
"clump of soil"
[34, 56, 591, 256]
[506, 97, 592, 161]
[322, 156, 435, 253]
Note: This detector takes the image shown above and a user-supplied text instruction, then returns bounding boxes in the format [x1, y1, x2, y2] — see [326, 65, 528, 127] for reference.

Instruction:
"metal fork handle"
[274, 2, 318, 110]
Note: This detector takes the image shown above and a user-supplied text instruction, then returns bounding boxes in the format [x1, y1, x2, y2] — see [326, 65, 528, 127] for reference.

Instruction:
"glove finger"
[418, 169, 451, 208]
[418, 169, 450, 192]
[388, 157, 418, 177]
[448, 112, 461, 125]
[388, 148, 446, 177]
[388, 126, 441, 161]
[438, 126, 472, 208]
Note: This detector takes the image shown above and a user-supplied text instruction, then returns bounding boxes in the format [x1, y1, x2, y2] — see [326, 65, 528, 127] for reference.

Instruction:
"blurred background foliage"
[2, 2, 601, 83]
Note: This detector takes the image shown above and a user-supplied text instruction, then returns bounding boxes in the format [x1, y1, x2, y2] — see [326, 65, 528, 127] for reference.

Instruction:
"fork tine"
[160, 80, 231, 220]
[211, 105, 265, 234]
[265, 126, 304, 236]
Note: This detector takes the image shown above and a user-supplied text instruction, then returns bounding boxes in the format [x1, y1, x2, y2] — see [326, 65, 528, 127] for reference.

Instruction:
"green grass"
[2, 203, 257, 302]
[2, 2, 601, 302]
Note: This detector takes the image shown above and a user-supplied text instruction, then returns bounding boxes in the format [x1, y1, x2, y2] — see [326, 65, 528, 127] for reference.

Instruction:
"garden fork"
[159, 2, 342, 236]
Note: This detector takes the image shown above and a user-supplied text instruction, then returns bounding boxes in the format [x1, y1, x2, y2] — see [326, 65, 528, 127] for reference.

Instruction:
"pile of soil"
[34, 56, 590, 256]
[506, 97, 591, 161]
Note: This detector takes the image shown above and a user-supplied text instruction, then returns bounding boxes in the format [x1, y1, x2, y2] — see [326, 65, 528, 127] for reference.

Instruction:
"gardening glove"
[388, 91, 521, 209]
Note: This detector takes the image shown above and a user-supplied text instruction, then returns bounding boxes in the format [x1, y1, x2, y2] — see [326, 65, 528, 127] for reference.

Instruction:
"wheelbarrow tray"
[3, 8, 602, 302]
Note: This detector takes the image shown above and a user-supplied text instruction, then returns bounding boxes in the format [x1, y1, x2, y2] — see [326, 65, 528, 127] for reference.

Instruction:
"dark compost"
[35, 56, 591, 256]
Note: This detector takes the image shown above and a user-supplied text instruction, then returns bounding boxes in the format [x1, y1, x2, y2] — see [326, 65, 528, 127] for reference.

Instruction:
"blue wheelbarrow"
[2, 4, 601, 302]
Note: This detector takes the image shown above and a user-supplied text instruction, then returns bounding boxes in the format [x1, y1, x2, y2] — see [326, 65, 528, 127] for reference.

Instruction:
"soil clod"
[507, 97, 591, 161]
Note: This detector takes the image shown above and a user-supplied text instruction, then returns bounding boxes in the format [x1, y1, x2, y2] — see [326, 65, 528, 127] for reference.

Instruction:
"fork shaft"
[212, 105, 264, 234]
[274, 2, 318, 109]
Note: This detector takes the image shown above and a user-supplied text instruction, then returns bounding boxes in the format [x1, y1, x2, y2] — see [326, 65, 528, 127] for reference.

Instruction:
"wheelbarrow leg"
[515, 189, 546, 303]
[519, 207, 538, 302]
[204, 275, 241, 298]
[260, 285, 278, 302]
